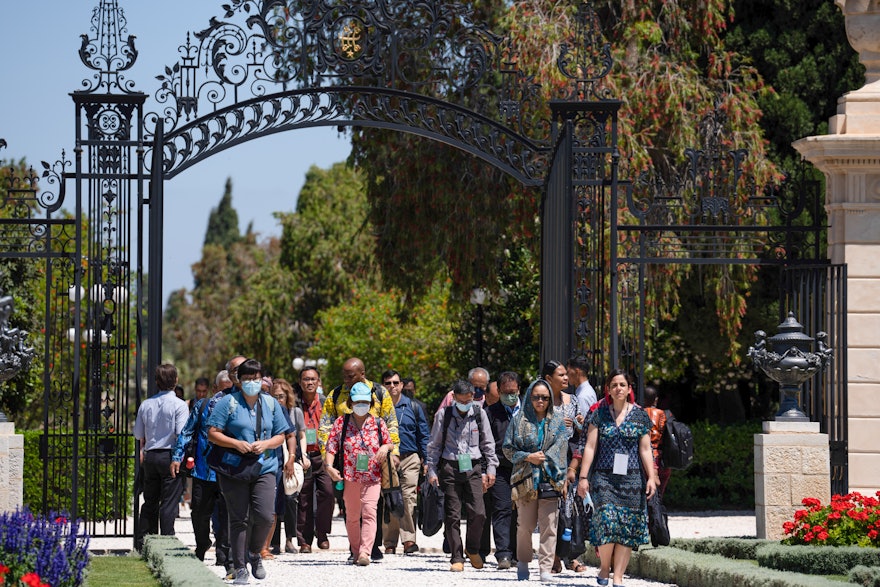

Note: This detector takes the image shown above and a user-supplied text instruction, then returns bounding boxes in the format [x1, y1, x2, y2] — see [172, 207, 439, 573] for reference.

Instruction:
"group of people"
[133, 354, 673, 586]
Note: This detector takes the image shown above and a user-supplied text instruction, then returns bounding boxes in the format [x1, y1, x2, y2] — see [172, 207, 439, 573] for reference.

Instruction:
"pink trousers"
[343, 480, 381, 559]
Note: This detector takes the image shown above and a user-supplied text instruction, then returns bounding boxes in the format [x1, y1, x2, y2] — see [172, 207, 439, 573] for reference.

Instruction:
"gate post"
[793, 6, 880, 493]
[147, 124, 165, 398]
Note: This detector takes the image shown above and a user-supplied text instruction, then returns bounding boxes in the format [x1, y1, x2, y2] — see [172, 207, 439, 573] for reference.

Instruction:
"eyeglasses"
[531, 395, 551, 402]
[383, 380, 401, 387]
[273, 393, 286, 400]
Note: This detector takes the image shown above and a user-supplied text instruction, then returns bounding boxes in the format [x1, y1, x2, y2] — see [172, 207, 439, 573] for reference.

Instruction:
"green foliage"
[664, 420, 762, 510]
[22, 430, 135, 520]
[278, 162, 378, 323]
[670, 537, 775, 560]
[726, 0, 863, 167]
[203, 178, 241, 249]
[850, 565, 880, 587]
[310, 280, 457, 408]
[84, 556, 160, 587]
[583, 544, 845, 587]
[757, 543, 880, 575]
[449, 242, 541, 381]
[141, 536, 224, 587]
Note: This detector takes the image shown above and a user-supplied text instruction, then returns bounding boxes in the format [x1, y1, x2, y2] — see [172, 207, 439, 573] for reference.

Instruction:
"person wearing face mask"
[436, 367, 490, 413]
[478, 371, 522, 570]
[324, 382, 394, 566]
[206, 359, 292, 585]
[425, 379, 498, 573]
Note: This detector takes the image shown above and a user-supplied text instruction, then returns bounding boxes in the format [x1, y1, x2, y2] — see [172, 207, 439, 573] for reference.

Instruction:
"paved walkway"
[92, 506, 756, 586]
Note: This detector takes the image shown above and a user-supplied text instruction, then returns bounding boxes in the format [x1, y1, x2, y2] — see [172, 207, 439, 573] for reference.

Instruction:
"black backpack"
[661, 410, 694, 470]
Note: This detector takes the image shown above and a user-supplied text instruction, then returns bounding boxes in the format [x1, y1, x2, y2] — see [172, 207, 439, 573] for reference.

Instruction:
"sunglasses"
[531, 395, 551, 402]
[383, 380, 401, 386]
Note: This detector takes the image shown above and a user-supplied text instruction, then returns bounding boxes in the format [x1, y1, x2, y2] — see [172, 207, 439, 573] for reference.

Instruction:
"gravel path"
[148, 506, 756, 587]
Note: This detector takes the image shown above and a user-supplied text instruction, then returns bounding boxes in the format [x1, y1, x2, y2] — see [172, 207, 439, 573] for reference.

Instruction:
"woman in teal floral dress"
[576, 369, 658, 587]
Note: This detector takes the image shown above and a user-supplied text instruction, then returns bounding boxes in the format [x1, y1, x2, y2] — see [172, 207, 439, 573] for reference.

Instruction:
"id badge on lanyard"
[613, 453, 628, 475]
[356, 452, 370, 472]
[457, 453, 473, 472]
[305, 428, 317, 444]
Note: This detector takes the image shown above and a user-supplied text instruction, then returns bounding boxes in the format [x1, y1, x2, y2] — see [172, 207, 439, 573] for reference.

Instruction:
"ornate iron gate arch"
[8, 0, 618, 536]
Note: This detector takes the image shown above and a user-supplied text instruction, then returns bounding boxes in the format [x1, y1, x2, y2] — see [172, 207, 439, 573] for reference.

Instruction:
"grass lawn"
[84, 555, 160, 587]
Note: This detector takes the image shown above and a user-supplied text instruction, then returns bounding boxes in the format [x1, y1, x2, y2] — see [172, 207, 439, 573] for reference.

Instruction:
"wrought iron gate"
[0, 0, 849, 534]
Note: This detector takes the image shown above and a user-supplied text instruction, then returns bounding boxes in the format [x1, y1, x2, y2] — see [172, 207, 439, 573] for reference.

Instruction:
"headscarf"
[503, 379, 571, 489]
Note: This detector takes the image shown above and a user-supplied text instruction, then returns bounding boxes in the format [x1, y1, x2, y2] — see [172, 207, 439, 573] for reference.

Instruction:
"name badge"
[613, 452, 628, 475]
[356, 452, 370, 472]
[457, 453, 473, 472]
[305, 428, 317, 444]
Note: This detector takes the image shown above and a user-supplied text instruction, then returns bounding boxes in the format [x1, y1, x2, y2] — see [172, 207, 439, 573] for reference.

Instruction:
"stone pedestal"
[0, 421, 24, 512]
[755, 421, 830, 540]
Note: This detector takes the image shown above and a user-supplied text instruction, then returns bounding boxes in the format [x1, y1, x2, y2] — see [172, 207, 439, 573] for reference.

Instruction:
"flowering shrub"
[782, 492, 880, 547]
[0, 508, 90, 587]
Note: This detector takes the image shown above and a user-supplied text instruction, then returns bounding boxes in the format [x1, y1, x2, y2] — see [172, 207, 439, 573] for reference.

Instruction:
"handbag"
[647, 492, 671, 546]
[510, 465, 537, 505]
[537, 481, 561, 500]
[206, 395, 264, 482]
[377, 418, 405, 521]
[282, 441, 304, 495]
[418, 477, 444, 536]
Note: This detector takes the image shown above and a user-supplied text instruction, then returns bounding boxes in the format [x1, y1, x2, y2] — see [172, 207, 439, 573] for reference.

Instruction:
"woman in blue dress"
[575, 369, 658, 587]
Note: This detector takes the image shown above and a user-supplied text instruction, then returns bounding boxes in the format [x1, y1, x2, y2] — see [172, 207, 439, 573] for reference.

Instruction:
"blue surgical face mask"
[241, 380, 261, 397]
[455, 400, 473, 413]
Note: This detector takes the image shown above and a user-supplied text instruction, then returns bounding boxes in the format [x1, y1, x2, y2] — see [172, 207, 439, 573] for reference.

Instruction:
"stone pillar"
[793, 1, 880, 494]
[755, 421, 831, 540]
[0, 421, 24, 512]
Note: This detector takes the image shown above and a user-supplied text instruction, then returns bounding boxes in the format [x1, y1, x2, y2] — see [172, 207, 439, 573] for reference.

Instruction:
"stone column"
[793, 0, 880, 497]
[0, 421, 24, 511]
[755, 422, 831, 539]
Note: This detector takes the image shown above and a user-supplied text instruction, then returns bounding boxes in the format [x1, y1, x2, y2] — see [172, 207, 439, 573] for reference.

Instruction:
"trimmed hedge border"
[670, 537, 775, 560]
[850, 565, 880, 587]
[582, 546, 844, 587]
[757, 543, 880, 576]
[141, 535, 224, 587]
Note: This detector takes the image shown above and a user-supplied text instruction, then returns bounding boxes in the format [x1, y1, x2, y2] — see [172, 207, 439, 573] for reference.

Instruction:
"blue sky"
[0, 1, 351, 303]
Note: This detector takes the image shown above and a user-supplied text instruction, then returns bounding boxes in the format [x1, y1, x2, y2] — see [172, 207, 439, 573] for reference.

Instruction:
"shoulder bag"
[377, 417, 405, 521]
[206, 395, 264, 481]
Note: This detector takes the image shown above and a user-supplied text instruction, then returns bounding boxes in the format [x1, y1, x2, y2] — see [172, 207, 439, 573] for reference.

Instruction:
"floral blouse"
[326, 415, 389, 485]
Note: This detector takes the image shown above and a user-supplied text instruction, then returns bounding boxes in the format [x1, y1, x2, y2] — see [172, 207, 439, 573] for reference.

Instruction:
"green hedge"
[757, 543, 880, 576]
[23, 429, 136, 519]
[850, 565, 880, 587]
[671, 537, 775, 560]
[582, 546, 846, 587]
[664, 420, 762, 510]
[141, 536, 223, 587]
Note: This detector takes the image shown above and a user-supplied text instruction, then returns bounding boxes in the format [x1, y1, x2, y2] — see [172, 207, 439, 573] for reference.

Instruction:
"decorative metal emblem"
[338, 20, 363, 59]
[77, 0, 139, 94]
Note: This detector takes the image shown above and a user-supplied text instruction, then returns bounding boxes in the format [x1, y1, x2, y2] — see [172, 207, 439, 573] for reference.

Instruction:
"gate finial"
[78, 0, 140, 94]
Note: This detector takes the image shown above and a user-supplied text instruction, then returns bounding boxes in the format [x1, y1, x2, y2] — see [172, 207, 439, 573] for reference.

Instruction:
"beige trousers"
[516, 497, 559, 573]
[383, 452, 422, 547]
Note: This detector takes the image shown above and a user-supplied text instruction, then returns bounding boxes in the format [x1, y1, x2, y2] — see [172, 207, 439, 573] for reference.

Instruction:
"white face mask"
[352, 404, 370, 417]
[455, 400, 473, 413]
[241, 380, 261, 397]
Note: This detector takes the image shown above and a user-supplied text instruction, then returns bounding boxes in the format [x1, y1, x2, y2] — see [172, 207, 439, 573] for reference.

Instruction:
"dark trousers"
[191, 476, 229, 561]
[218, 472, 276, 570]
[480, 466, 515, 561]
[297, 453, 334, 546]
[136, 449, 184, 549]
[439, 459, 485, 563]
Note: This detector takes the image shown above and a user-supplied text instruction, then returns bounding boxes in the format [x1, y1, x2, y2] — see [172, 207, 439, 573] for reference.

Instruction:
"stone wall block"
[762, 446, 803, 474]
[802, 447, 832, 476]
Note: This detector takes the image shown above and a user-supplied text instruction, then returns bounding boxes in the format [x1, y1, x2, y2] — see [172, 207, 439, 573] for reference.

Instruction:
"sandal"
[568, 560, 588, 573]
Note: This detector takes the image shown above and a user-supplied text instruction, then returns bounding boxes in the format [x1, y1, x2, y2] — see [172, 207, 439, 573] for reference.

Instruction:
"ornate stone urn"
[836, 0, 880, 88]
[748, 313, 833, 422]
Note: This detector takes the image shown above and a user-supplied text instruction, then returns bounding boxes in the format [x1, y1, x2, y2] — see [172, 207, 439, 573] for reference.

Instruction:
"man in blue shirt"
[171, 363, 240, 571]
[133, 363, 190, 551]
[380, 369, 430, 555]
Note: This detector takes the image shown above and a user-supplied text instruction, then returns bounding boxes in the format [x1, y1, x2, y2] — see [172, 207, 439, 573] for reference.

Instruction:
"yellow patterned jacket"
[318, 379, 400, 457]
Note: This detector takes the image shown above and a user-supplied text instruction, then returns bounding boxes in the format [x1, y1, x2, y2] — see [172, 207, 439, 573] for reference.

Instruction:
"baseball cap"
[350, 381, 372, 403]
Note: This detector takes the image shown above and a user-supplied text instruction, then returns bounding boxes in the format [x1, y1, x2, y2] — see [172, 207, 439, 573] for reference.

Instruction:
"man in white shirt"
[133, 363, 190, 550]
